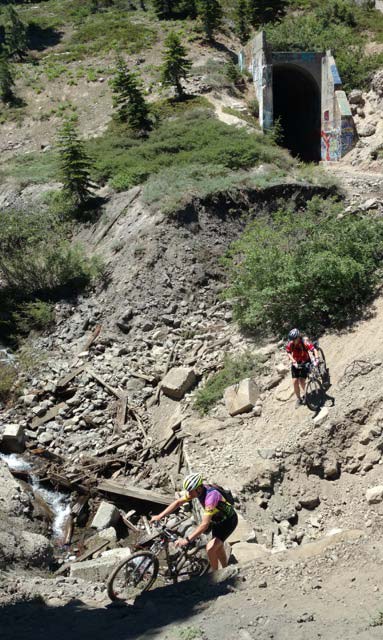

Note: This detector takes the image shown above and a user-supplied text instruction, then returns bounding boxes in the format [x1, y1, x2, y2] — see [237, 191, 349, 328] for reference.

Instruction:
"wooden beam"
[87, 368, 122, 399]
[56, 366, 86, 389]
[31, 402, 68, 429]
[97, 480, 173, 506]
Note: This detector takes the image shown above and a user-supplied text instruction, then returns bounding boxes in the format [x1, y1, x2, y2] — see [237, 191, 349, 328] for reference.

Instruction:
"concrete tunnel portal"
[272, 64, 321, 163]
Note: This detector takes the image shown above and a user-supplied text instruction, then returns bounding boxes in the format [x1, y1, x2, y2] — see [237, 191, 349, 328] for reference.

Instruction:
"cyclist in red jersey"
[150, 473, 238, 570]
[286, 328, 319, 407]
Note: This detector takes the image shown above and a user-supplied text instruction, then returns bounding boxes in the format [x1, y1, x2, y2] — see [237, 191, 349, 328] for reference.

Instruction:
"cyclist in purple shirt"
[150, 473, 238, 570]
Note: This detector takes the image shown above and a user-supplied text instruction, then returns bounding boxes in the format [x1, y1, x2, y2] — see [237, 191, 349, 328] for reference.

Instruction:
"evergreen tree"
[152, 0, 172, 19]
[111, 58, 150, 131]
[248, 0, 287, 26]
[177, 0, 197, 18]
[198, 0, 223, 41]
[57, 119, 93, 206]
[161, 31, 191, 99]
[235, 0, 250, 45]
[0, 54, 15, 103]
[4, 6, 27, 60]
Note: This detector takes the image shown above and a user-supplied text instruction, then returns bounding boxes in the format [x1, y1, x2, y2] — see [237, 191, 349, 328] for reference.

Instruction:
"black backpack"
[207, 483, 235, 506]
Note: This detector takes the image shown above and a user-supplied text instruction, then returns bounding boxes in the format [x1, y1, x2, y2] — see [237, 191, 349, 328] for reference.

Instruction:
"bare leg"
[299, 378, 306, 397]
[293, 379, 301, 399]
[206, 538, 227, 570]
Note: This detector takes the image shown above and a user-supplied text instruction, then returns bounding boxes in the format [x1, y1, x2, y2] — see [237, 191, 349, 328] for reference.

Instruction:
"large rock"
[91, 501, 120, 530]
[358, 123, 376, 137]
[366, 485, 383, 504]
[348, 89, 364, 105]
[227, 513, 256, 545]
[0, 424, 25, 453]
[161, 367, 196, 400]
[70, 547, 131, 582]
[231, 542, 269, 564]
[224, 378, 259, 416]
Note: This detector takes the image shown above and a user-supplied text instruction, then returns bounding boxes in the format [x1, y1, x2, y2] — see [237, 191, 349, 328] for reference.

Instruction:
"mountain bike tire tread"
[107, 550, 159, 602]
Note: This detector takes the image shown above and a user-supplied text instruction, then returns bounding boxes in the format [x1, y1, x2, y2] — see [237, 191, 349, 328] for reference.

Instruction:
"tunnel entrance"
[272, 65, 321, 162]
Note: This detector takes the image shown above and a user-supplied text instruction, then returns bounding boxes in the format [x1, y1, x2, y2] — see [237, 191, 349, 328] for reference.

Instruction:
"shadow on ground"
[0, 570, 239, 640]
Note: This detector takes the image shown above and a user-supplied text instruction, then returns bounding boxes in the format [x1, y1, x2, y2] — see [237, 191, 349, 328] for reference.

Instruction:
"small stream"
[0, 452, 71, 542]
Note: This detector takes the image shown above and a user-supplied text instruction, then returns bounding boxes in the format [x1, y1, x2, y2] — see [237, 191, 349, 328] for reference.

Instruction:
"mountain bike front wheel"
[107, 550, 159, 602]
[317, 347, 327, 378]
[305, 378, 325, 412]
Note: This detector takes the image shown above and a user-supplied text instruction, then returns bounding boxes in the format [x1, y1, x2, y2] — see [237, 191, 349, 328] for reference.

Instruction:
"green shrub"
[0, 362, 17, 405]
[13, 301, 55, 335]
[194, 351, 266, 414]
[0, 208, 104, 296]
[92, 108, 293, 191]
[224, 196, 383, 336]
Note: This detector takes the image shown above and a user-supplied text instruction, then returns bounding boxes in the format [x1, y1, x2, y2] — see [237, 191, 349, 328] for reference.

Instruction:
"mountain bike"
[106, 521, 209, 602]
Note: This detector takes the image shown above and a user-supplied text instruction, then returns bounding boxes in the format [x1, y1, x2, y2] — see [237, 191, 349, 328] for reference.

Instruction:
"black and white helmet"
[183, 473, 203, 492]
[288, 328, 300, 340]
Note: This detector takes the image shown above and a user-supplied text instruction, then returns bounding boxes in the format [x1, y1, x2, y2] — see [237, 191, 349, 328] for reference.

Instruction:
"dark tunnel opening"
[272, 65, 321, 162]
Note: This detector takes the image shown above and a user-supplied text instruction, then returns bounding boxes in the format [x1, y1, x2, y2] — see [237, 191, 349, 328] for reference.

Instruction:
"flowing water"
[0, 452, 71, 541]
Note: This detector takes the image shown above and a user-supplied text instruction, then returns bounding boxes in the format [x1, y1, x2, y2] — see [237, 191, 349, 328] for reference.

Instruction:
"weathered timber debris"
[97, 480, 173, 506]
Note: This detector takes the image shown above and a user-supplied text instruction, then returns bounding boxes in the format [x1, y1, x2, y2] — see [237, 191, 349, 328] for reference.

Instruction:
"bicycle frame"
[136, 525, 199, 581]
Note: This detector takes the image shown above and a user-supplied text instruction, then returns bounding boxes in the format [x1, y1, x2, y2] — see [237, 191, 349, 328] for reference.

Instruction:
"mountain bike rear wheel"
[305, 378, 325, 412]
[107, 551, 159, 602]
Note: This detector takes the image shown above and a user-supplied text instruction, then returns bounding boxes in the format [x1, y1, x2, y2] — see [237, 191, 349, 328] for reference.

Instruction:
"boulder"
[366, 485, 383, 504]
[323, 456, 340, 480]
[299, 493, 320, 510]
[358, 123, 376, 137]
[70, 547, 131, 582]
[224, 378, 259, 416]
[0, 424, 25, 453]
[227, 513, 256, 545]
[313, 407, 329, 425]
[348, 89, 365, 105]
[161, 367, 196, 400]
[91, 501, 120, 530]
[231, 542, 269, 564]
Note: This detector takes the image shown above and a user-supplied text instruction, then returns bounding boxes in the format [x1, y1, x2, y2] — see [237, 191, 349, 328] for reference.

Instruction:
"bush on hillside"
[0, 361, 17, 405]
[13, 300, 55, 335]
[194, 351, 266, 414]
[91, 108, 293, 191]
[0, 209, 104, 296]
[224, 196, 383, 336]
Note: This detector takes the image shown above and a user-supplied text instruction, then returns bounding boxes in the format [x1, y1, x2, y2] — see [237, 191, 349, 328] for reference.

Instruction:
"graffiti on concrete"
[330, 64, 342, 86]
[321, 130, 340, 161]
[341, 117, 356, 156]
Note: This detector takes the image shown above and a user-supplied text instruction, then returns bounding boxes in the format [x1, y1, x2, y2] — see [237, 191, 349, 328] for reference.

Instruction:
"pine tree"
[152, 0, 172, 19]
[57, 119, 93, 206]
[4, 6, 28, 60]
[0, 54, 15, 103]
[248, 0, 287, 26]
[235, 0, 250, 45]
[111, 58, 150, 131]
[161, 31, 192, 99]
[198, 0, 223, 41]
[177, 0, 197, 19]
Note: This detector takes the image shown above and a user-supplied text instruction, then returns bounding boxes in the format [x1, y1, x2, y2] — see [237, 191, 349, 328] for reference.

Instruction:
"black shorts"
[291, 362, 311, 379]
[211, 512, 238, 542]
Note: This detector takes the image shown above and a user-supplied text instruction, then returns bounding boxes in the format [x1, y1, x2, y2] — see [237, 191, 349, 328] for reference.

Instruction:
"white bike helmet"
[183, 473, 203, 492]
[288, 328, 300, 340]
